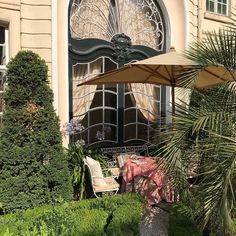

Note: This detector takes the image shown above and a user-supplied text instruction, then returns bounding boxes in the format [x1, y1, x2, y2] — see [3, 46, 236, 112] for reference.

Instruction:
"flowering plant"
[62, 119, 87, 200]
[62, 119, 108, 200]
[62, 118, 85, 145]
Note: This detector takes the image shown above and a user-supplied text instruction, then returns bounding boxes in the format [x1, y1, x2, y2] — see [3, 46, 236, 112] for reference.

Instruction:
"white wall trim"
[184, 0, 190, 49]
[65, 0, 70, 121]
[51, 0, 58, 113]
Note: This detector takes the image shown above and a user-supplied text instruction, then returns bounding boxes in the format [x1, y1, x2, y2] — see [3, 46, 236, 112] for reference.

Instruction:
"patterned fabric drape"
[71, 0, 110, 120]
[121, 0, 159, 122]
[73, 61, 101, 121]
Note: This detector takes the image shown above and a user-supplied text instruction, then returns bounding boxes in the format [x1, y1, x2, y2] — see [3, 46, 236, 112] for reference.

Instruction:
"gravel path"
[139, 203, 170, 236]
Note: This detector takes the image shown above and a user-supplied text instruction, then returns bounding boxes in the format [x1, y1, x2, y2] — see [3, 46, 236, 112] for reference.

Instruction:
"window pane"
[105, 58, 117, 72]
[217, 0, 227, 15]
[90, 125, 104, 142]
[221, 5, 227, 15]
[218, 0, 227, 4]
[138, 124, 148, 141]
[0, 26, 5, 44]
[0, 26, 6, 65]
[90, 91, 103, 108]
[209, 1, 215, 12]
[105, 91, 117, 107]
[104, 109, 117, 124]
[206, 0, 210, 11]
[217, 4, 222, 14]
[125, 108, 136, 124]
[206, 0, 215, 12]
[103, 125, 116, 142]
[90, 109, 103, 125]
[124, 124, 136, 141]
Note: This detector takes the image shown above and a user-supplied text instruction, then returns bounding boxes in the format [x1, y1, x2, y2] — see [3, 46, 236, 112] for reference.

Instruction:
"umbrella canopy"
[77, 48, 235, 115]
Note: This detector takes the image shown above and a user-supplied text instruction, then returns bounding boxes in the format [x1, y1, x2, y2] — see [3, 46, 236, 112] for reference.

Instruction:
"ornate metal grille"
[70, 0, 165, 50]
[69, 0, 166, 147]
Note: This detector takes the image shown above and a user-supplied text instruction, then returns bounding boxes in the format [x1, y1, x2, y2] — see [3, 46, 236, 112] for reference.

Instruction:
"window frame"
[0, 26, 9, 120]
[68, 0, 168, 148]
[206, 0, 228, 16]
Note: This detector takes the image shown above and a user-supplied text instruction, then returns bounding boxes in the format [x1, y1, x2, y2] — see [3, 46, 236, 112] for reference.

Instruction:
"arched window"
[68, 0, 168, 147]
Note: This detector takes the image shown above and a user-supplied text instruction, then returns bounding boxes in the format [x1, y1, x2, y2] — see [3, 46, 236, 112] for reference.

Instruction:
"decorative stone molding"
[110, 33, 132, 61]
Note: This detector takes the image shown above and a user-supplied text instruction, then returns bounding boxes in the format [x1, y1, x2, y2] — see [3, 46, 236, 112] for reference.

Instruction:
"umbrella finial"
[170, 46, 176, 52]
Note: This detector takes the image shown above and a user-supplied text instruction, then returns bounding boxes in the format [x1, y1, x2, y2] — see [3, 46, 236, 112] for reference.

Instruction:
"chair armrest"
[109, 167, 120, 177]
[103, 176, 118, 185]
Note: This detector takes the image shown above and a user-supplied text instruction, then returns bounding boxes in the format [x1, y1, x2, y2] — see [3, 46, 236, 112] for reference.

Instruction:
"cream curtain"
[120, 0, 160, 122]
[71, 0, 110, 121]
[73, 61, 101, 121]
[129, 84, 160, 122]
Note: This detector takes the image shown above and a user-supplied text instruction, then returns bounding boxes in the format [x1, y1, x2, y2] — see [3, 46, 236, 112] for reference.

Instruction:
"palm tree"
[154, 27, 236, 235]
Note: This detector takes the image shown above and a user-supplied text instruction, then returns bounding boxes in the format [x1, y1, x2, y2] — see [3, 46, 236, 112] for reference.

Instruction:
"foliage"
[0, 51, 72, 213]
[154, 27, 236, 235]
[66, 144, 87, 201]
[0, 193, 144, 236]
[63, 118, 109, 200]
[66, 143, 109, 200]
[169, 203, 202, 236]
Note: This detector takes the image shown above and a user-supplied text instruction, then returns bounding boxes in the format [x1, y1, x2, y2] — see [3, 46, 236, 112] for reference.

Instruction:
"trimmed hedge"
[0, 51, 71, 213]
[0, 193, 144, 236]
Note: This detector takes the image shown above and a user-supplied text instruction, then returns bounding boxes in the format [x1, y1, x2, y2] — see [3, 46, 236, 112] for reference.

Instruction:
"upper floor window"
[0, 25, 8, 124]
[206, 0, 228, 16]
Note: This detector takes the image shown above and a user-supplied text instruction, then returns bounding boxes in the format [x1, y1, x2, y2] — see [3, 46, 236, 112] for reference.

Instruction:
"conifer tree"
[0, 51, 72, 212]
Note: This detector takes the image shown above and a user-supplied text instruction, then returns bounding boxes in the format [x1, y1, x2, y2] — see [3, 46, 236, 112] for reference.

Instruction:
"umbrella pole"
[171, 84, 175, 116]
[171, 84, 175, 127]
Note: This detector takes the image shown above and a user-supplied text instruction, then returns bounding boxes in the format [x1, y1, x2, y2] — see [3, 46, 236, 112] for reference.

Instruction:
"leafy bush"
[0, 193, 144, 236]
[0, 51, 72, 213]
[169, 203, 202, 236]
[66, 141, 109, 200]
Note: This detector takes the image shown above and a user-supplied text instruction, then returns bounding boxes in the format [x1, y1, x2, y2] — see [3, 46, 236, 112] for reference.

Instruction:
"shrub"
[169, 203, 202, 236]
[0, 51, 72, 213]
[65, 141, 109, 200]
[0, 193, 144, 236]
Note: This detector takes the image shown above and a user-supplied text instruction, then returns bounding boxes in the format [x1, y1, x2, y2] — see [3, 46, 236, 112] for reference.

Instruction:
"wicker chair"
[84, 156, 119, 198]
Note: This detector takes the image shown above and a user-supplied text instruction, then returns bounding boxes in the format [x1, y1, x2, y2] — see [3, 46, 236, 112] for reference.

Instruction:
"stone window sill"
[204, 12, 234, 25]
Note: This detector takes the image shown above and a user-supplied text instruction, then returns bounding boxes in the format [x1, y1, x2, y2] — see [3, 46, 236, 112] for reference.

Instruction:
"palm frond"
[153, 83, 236, 234]
[186, 27, 236, 73]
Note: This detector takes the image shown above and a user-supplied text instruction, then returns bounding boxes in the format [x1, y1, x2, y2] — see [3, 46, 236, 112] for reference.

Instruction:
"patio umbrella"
[77, 48, 235, 115]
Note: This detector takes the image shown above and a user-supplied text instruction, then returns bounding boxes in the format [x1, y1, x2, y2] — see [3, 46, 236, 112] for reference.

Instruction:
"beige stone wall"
[187, 0, 236, 43]
[0, 0, 52, 79]
[163, 0, 186, 51]
[20, 0, 52, 81]
[57, 0, 69, 144]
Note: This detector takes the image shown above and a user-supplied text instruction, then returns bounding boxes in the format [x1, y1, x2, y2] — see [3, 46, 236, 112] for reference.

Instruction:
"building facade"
[0, 0, 234, 147]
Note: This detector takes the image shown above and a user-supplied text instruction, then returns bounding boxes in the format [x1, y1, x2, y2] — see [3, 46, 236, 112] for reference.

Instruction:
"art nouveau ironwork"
[70, 0, 165, 51]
